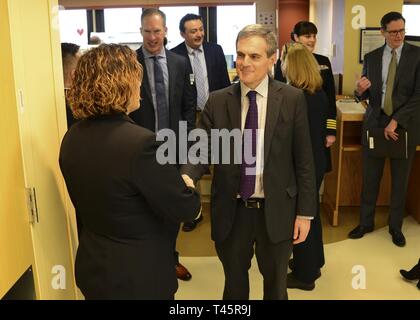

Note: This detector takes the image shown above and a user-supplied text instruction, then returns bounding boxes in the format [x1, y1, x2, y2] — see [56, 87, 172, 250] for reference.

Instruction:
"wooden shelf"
[342, 145, 362, 152]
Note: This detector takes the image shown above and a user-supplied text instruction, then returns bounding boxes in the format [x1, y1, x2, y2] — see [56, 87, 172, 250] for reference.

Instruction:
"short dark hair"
[179, 13, 202, 33]
[61, 43, 80, 85]
[141, 8, 166, 26]
[61, 43, 80, 60]
[380, 12, 405, 30]
[291, 21, 318, 41]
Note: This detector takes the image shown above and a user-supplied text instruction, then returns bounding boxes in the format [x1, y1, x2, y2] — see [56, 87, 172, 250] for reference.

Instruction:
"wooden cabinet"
[322, 100, 420, 226]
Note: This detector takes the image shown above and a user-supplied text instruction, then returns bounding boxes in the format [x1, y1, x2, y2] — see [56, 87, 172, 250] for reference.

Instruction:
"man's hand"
[325, 135, 336, 148]
[356, 76, 371, 96]
[384, 119, 399, 141]
[181, 174, 195, 189]
[293, 218, 311, 245]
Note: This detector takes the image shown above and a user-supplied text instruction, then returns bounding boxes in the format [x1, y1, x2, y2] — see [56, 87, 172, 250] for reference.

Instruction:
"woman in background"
[60, 44, 201, 299]
[275, 21, 337, 167]
[282, 43, 328, 291]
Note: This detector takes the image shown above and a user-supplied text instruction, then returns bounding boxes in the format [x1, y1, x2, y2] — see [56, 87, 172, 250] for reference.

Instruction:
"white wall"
[310, 0, 333, 57]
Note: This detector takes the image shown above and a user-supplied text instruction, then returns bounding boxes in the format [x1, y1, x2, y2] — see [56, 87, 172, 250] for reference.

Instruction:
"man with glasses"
[349, 12, 420, 247]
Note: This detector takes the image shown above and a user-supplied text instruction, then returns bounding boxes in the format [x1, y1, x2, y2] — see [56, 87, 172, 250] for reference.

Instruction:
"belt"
[238, 198, 264, 209]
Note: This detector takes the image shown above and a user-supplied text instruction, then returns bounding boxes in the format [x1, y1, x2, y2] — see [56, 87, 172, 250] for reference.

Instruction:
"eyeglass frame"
[385, 28, 406, 37]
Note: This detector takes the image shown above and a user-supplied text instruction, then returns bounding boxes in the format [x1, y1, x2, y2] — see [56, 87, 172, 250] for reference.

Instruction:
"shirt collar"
[240, 75, 269, 99]
[385, 43, 404, 57]
[142, 46, 166, 59]
[186, 43, 203, 55]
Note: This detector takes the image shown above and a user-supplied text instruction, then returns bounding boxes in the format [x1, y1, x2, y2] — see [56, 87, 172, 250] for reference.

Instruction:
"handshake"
[181, 174, 202, 220]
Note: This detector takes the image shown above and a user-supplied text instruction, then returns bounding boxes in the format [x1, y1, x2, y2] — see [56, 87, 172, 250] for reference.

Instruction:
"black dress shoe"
[288, 259, 321, 280]
[287, 272, 315, 291]
[348, 225, 374, 239]
[182, 214, 203, 232]
[389, 229, 406, 247]
[176, 263, 192, 281]
[400, 259, 420, 280]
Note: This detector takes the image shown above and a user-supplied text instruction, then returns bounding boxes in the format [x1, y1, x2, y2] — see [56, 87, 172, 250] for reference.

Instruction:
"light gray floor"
[176, 216, 420, 300]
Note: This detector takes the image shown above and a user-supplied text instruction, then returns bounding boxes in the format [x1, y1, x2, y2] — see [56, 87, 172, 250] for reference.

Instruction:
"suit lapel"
[371, 46, 384, 101]
[394, 42, 410, 88]
[137, 48, 153, 104]
[264, 79, 283, 165]
[166, 50, 176, 122]
[226, 83, 241, 130]
[181, 43, 193, 71]
[203, 42, 211, 74]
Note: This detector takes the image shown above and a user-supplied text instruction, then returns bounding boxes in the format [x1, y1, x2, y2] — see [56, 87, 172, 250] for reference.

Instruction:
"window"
[160, 6, 199, 49]
[217, 4, 256, 66]
[103, 8, 142, 49]
[99, 7, 198, 49]
[58, 9, 88, 48]
[403, 5, 420, 36]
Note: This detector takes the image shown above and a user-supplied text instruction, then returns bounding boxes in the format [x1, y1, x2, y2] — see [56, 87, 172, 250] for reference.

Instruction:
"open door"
[2, 0, 78, 299]
[0, 0, 34, 298]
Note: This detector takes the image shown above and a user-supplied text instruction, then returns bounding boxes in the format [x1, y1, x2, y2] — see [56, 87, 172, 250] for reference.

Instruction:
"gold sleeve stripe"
[326, 119, 337, 129]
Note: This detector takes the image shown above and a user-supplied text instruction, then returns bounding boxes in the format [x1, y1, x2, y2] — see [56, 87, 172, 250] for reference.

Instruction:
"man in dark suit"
[349, 12, 420, 247]
[129, 8, 196, 281]
[181, 24, 317, 300]
[171, 13, 231, 232]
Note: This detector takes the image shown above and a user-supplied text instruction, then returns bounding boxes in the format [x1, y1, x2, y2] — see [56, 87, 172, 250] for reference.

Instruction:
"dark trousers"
[291, 178, 324, 283]
[360, 112, 417, 231]
[169, 224, 180, 265]
[215, 201, 292, 300]
[360, 145, 416, 231]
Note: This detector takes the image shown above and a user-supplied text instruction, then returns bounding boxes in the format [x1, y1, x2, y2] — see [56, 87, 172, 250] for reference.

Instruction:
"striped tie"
[192, 49, 208, 110]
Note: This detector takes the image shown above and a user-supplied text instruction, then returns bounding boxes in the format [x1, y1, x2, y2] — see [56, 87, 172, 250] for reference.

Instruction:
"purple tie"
[239, 90, 258, 200]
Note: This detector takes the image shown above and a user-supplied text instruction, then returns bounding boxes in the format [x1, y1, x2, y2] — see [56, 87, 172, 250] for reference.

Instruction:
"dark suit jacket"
[358, 43, 420, 146]
[130, 47, 196, 135]
[171, 42, 231, 96]
[275, 53, 337, 171]
[59, 113, 201, 299]
[181, 79, 317, 244]
[305, 90, 328, 184]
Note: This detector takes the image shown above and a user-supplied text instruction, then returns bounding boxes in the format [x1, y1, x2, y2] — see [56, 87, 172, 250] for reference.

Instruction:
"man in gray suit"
[181, 24, 317, 300]
[349, 12, 420, 246]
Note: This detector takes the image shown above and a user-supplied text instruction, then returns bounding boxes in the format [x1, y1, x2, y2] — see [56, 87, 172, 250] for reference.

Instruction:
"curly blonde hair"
[68, 44, 142, 119]
[284, 43, 322, 94]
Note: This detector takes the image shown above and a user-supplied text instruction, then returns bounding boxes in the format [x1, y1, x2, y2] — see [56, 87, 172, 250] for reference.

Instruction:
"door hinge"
[26, 187, 39, 224]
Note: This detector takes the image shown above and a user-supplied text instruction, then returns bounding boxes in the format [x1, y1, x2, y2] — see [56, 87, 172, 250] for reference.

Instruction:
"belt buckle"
[244, 199, 260, 209]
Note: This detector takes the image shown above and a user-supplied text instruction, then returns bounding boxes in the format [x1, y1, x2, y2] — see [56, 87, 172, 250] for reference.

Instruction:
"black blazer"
[181, 79, 317, 244]
[171, 42, 231, 95]
[130, 47, 196, 134]
[59, 114, 201, 299]
[304, 90, 328, 184]
[275, 53, 337, 172]
[358, 43, 420, 146]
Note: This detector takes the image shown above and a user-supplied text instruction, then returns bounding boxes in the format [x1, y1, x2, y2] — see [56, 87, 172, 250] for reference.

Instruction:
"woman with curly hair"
[59, 44, 201, 299]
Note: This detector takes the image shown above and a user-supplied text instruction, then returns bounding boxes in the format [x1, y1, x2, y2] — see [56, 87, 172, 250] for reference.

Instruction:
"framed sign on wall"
[359, 28, 384, 63]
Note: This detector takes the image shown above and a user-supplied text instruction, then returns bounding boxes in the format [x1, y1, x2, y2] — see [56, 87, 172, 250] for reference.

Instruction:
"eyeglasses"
[386, 29, 405, 37]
